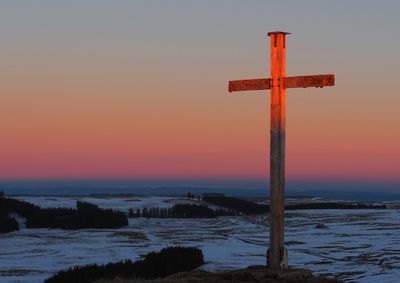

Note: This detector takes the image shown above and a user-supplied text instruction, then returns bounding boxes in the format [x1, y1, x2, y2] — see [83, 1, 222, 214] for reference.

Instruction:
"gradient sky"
[1, 1, 399, 183]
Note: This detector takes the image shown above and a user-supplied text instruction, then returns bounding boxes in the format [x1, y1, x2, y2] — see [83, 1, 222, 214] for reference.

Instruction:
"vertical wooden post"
[228, 31, 334, 269]
[267, 31, 288, 269]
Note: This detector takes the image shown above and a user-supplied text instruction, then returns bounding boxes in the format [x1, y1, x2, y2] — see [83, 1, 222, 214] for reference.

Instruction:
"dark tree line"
[203, 196, 267, 215]
[45, 246, 204, 283]
[203, 196, 386, 215]
[0, 193, 21, 233]
[0, 197, 128, 231]
[0, 199, 19, 233]
[0, 216, 19, 233]
[128, 204, 238, 218]
[285, 202, 386, 210]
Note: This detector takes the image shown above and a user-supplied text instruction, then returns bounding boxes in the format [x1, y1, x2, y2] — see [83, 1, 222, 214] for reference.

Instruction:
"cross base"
[267, 247, 288, 270]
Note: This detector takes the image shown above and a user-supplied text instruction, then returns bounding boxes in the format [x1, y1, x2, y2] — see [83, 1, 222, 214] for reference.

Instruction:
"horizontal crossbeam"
[228, 74, 334, 93]
[285, 74, 335, 89]
[228, 78, 269, 92]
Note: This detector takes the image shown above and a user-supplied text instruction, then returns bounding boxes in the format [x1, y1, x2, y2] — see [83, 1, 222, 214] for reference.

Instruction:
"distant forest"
[202, 196, 386, 215]
[203, 196, 267, 215]
[0, 205, 19, 233]
[129, 203, 238, 218]
[45, 246, 204, 283]
[0, 196, 128, 233]
[129, 196, 386, 219]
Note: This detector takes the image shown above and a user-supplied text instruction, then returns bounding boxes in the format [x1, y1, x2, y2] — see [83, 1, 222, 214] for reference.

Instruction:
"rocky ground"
[96, 266, 341, 283]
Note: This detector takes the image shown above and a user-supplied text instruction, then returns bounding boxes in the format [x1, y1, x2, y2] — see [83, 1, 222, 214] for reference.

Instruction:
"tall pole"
[268, 31, 288, 269]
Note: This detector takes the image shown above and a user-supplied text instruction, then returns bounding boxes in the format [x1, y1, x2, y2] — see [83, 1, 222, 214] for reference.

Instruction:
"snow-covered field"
[1, 196, 399, 283]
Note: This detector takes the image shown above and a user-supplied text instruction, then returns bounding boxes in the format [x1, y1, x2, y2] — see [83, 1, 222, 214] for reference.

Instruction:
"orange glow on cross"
[228, 32, 335, 269]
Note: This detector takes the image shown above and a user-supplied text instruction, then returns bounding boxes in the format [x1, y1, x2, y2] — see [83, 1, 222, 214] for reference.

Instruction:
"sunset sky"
[1, 1, 399, 184]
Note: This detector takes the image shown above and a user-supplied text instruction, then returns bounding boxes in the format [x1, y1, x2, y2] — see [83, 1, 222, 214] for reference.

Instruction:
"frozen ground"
[0, 196, 399, 283]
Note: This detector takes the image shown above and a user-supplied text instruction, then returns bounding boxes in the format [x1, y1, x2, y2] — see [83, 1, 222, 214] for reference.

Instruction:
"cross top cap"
[267, 31, 291, 36]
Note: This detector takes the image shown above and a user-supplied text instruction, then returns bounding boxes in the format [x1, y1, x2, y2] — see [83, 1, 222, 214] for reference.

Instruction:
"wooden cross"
[228, 32, 335, 269]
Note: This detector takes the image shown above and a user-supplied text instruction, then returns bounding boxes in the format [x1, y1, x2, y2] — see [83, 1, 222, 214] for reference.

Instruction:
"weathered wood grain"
[228, 74, 334, 93]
